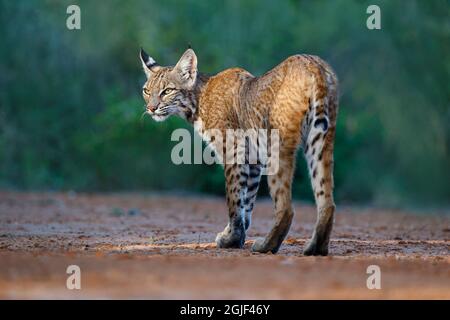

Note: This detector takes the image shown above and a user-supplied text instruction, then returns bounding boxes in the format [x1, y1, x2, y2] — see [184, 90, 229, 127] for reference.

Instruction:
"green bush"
[0, 0, 448, 206]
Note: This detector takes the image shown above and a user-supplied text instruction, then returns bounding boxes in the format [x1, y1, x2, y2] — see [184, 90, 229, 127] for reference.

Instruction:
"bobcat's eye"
[161, 88, 175, 96]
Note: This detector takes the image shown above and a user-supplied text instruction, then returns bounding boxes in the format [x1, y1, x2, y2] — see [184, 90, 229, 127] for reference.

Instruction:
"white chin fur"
[152, 114, 170, 122]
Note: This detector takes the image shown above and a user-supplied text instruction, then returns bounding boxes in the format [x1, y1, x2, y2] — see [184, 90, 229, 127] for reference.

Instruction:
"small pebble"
[127, 208, 141, 216]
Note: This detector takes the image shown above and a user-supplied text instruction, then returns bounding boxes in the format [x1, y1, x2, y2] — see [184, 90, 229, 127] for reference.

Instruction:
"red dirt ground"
[0, 191, 448, 299]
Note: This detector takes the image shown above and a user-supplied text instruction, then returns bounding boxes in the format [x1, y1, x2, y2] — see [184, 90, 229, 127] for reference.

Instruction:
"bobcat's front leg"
[216, 163, 248, 249]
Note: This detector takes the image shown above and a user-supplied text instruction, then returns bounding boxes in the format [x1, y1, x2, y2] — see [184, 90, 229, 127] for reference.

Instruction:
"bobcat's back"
[196, 54, 338, 150]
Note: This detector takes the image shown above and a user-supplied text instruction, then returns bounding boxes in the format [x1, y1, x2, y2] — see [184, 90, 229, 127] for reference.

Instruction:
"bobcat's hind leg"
[252, 150, 295, 254]
[244, 164, 262, 230]
[303, 114, 336, 256]
[216, 163, 248, 249]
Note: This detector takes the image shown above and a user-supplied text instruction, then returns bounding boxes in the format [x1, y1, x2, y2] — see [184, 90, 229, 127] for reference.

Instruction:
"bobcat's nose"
[147, 104, 158, 113]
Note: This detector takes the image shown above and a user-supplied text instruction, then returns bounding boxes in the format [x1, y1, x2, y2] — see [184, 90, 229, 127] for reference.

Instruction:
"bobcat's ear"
[172, 48, 197, 89]
[140, 48, 160, 78]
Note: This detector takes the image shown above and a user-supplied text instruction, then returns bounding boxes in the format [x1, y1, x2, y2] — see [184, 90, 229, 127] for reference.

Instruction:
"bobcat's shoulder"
[196, 67, 254, 132]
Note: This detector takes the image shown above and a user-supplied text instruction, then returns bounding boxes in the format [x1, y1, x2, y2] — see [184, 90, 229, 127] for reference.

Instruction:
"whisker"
[140, 111, 147, 122]
[158, 105, 177, 113]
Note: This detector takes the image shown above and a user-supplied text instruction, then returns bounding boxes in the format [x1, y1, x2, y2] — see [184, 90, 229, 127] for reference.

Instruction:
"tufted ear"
[172, 48, 197, 89]
[140, 48, 160, 78]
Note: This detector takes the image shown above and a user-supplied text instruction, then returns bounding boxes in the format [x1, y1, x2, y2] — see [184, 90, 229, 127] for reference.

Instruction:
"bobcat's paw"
[303, 238, 329, 256]
[251, 238, 280, 254]
[215, 226, 245, 249]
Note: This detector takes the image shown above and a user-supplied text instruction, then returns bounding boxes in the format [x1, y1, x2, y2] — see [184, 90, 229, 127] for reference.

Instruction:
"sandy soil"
[0, 191, 448, 299]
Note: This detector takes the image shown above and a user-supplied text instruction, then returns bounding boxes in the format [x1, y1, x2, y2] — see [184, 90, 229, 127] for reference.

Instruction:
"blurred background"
[0, 0, 448, 207]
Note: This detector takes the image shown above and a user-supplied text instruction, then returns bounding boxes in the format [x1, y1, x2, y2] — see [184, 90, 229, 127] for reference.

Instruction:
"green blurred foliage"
[0, 0, 449, 206]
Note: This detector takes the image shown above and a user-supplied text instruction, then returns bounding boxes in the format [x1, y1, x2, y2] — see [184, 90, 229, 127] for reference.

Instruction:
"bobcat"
[139, 47, 338, 256]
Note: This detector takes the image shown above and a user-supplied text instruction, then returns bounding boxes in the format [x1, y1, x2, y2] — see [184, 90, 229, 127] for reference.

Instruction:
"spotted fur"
[140, 48, 339, 255]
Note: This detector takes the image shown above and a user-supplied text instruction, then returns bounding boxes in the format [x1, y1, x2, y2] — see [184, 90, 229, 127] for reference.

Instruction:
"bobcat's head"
[140, 48, 198, 122]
